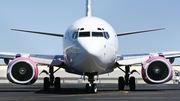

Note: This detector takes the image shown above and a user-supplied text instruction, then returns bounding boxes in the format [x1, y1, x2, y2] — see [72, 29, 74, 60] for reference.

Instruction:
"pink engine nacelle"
[141, 56, 174, 84]
[7, 57, 38, 85]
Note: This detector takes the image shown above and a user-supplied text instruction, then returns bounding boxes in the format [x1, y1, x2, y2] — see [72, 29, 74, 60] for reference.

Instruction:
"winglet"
[86, 0, 91, 17]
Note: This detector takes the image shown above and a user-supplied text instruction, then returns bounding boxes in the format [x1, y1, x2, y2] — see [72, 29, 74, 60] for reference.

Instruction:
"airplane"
[1, 0, 180, 93]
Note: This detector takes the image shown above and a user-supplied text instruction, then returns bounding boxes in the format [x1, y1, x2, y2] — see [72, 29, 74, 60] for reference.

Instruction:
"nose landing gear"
[84, 72, 98, 93]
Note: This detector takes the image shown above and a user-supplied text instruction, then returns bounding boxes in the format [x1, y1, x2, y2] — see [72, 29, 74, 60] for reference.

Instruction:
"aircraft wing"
[117, 28, 165, 36]
[29, 54, 65, 66]
[11, 29, 64, 37]
[116, 50, 180, 66]
[0, 52, 65, 67]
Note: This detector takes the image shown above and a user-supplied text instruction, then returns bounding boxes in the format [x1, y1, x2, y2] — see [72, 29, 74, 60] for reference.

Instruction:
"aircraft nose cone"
[77, 38, 107, 72]
[78, 38, 104, 56]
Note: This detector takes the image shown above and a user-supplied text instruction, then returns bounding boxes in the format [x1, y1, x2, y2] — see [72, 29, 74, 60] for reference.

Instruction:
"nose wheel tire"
[85, 83, 97, 93]
[85, 83, 90, 93]
[92, 84, 97, 93]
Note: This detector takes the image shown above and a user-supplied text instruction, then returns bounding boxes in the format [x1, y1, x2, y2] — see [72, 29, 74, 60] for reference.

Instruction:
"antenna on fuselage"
[86, 0, 91, 17]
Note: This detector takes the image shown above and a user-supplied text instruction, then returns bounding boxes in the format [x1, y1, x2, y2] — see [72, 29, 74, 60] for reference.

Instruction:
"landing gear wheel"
[85, 83, 90, 93]
[44, 77, 50, 91]
[118, 76, 124, 90]
[129, 76, 135, 91]
[85, 83, 97, 93]
[54, 77, 61, 91]
[92, 84, 97, 93]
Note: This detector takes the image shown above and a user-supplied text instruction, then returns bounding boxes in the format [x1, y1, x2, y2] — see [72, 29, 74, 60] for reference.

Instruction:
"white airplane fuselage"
[63, 17, 118, 75]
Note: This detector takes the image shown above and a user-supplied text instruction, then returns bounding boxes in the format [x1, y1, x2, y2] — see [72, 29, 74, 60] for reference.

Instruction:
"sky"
[0, 0, 180, 64]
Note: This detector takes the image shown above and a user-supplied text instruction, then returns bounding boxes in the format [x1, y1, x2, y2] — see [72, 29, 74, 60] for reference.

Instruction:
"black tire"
[44, 77, 50, 91]
[129, 76, 136, 91]
[54, 77, 61, 91]
[85, 83, 90, 93]
[118, 76, 125, 90]
[92, 84, 97, 93]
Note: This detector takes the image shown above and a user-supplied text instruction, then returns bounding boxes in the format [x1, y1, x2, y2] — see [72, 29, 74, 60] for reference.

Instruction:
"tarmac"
[1, 65, 180, 101]
[0, 83, 180, 101]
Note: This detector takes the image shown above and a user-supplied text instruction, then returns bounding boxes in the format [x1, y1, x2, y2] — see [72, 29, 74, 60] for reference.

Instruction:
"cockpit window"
[103, 32, 110, 39]
[72, 32, 78, 39]
[72, 31, 110, 39]
[92, 32, 103, 37]
[79, 32, 90, 37]
[74, 32, 78, 39]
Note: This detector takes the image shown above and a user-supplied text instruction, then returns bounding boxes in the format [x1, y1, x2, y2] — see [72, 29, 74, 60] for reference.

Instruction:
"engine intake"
[142, 56, 174, 84]
[7, 57, 38, 85]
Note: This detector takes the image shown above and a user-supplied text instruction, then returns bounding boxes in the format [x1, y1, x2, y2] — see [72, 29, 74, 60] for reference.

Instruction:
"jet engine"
[7, 57, 38, 85]
[142, 56, 174, 84]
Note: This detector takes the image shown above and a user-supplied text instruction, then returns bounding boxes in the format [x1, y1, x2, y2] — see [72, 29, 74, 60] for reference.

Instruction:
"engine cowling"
[142, 56, 174, 84]
[7, 57, 38, 85]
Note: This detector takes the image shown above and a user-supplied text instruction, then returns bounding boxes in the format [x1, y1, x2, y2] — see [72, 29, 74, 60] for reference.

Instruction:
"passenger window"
[92, 32, 103, 37]
[79, 32, 90, 37]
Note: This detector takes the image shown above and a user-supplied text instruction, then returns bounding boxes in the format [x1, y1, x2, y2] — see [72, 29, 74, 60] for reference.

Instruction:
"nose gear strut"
[83, 72, 98, 93]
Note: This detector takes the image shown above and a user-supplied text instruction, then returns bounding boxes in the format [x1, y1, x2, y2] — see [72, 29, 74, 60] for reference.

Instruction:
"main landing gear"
[84, 72, 98, 93]
[118, 65, 139, 91]
[40, 66, 61, 91]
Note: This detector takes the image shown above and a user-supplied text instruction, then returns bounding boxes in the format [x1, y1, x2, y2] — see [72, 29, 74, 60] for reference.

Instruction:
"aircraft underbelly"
[65, 45, 116, 75]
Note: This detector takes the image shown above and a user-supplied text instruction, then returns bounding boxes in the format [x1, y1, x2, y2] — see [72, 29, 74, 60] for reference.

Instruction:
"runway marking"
[119, 91, 129, 94]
